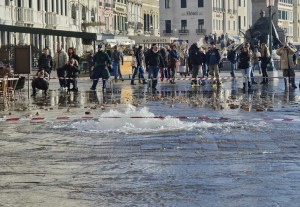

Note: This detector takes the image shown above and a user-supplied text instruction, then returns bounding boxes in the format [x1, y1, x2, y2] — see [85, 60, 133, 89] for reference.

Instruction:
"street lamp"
[267, 0, 275, 70]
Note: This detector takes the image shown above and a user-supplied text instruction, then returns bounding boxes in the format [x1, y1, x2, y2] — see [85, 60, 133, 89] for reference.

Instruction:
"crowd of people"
[32, 40, 299, 96]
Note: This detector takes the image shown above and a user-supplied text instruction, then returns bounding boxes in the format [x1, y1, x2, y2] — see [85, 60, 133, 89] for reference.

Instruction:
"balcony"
[15, 7, 34, 24]
[45, 12, 57, 28]
[163, 30, 173, 35]
[196, 29, 206, 34]
[178, 29, 189, 34]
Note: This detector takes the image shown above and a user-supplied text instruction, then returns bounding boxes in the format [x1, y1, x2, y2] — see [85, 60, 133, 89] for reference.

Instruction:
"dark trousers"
[132, 66, 145, 80]
[57, 68, 66, 87]
[261, 64, 268, 79]
[67, 78, 78, 91]
[91, 65, 108, 89]
[148, 66, 160, 89]
[32, 78, 49, 94]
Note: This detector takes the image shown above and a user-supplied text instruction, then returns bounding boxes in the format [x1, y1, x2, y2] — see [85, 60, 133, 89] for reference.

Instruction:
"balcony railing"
[15, 7, 34, 23]
[179, 29, 189, 34]
[45, 12, 57, 26]
[196, 28, 206, 34]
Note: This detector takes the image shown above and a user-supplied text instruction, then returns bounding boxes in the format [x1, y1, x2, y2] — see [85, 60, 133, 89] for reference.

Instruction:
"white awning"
[104, 39, 135, 46]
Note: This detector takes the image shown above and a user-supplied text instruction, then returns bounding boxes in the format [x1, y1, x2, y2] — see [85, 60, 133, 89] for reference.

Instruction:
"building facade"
[159, 0, 249, 44]
[142, 0, 159, 36]
[98, 0, 114, 35]
[293, 0, 300, 43]
[0, 0, 99, 56]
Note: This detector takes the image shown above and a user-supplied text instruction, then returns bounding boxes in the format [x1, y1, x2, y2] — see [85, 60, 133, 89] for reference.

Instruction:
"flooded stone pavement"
[1, 72, 300, 207]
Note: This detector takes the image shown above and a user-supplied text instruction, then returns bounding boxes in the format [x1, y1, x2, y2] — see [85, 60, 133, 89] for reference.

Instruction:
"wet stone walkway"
[0, 72, 300, 206]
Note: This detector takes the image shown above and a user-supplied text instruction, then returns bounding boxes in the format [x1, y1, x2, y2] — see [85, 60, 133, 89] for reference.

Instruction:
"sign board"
[14, 45, 31, 74]
[130, 36, 178, 44]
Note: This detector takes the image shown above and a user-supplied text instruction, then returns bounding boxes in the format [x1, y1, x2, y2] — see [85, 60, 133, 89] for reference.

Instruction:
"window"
[165, 20, 171, 33]
[165, 0, 170, 8]
[244, 16, 246, 27]
[29, 0, 32, 8]
[45, 0, 48, 12]
[198, 19, 204, 29]
[238, 0, 241, 6]
[238, 16, 241, 30]
[181, 0, 187, 8]
[61, 0, 64, 15]
[228, 20, 230, 30]
[198, 0, 204, 7]
[181, 20, 187, 30]
[56, 0, 59, 14]
[37, 0, 41, 11]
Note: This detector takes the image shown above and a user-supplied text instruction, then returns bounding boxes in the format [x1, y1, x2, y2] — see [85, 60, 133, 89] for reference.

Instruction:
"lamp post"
[267, 0, 275, 70]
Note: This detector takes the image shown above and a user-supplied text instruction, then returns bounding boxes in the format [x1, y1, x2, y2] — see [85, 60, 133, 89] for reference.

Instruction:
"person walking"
[227, 46, 238, 78]
[168, 44, 179, 84]
[54, 44, 68, 91]
[111, 45, 124, 82]
[189, 43, 206, 86]
[145, 44, 165, 92]
[276, 43, 297, 89]
[239, 46, 252, 91]
[259, 43, 270, 84]
[131, 46, 146, 85]
[206, 42, 221, 85]
[90, 44, 112, 91]
[38, 48, 53, 75]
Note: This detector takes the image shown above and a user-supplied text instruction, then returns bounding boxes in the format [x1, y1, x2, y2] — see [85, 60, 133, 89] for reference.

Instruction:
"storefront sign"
[115, 6, 125, 13]
[185, 11, 202, 16]
[142, 38, 168, 44]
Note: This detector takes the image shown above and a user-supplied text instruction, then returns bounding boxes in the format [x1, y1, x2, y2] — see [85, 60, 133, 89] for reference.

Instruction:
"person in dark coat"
[189, 43, 206, 85]
[145, 44, 165, 92]
[38, 48, 53, 75]
[90, 44, 112, 91]
[206, 42, 221, 85]
[239, 46, 252, 91]
[64, 58, 80, 93]
[31, 69, 49, 96]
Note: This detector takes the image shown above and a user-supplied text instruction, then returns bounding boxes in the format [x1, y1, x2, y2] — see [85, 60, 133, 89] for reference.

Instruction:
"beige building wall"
[142, 0, 159, 36]
[294, 0, 300, 43]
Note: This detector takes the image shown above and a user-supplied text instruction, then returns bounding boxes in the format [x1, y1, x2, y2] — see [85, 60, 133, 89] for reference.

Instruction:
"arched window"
[91, 8, 95, 22]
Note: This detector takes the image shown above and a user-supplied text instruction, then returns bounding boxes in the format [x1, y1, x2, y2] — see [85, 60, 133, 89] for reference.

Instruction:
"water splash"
[57, 105, 269, 135]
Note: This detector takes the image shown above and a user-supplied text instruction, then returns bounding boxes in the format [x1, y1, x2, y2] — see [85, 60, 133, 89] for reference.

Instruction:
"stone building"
[0, 0, 99, 56]
[159, 0, 250, 44]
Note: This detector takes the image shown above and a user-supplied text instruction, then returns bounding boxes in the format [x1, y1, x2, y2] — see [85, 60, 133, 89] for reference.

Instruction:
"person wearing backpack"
[90, 44, 112, 91]
[111, 45, 124, 81]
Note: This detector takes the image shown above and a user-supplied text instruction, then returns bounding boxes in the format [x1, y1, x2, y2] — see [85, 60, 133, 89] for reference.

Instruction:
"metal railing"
[179, 29, 189, 34]
[196, 29, 206, 34]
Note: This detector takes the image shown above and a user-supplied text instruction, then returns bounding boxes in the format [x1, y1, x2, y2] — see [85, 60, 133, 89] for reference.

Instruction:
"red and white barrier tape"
[0, 115, 299, 123]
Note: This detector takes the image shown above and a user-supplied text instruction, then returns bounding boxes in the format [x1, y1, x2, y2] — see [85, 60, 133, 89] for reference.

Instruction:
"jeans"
[242, 67, 251, 83]
[191, 64, 201, 84]
[230, 62, 236, 77]
[113, 62, 122, 79]
[132, 66, 145, 80]
[148, 66, 160, 89]
[252, 63, 261, 74]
